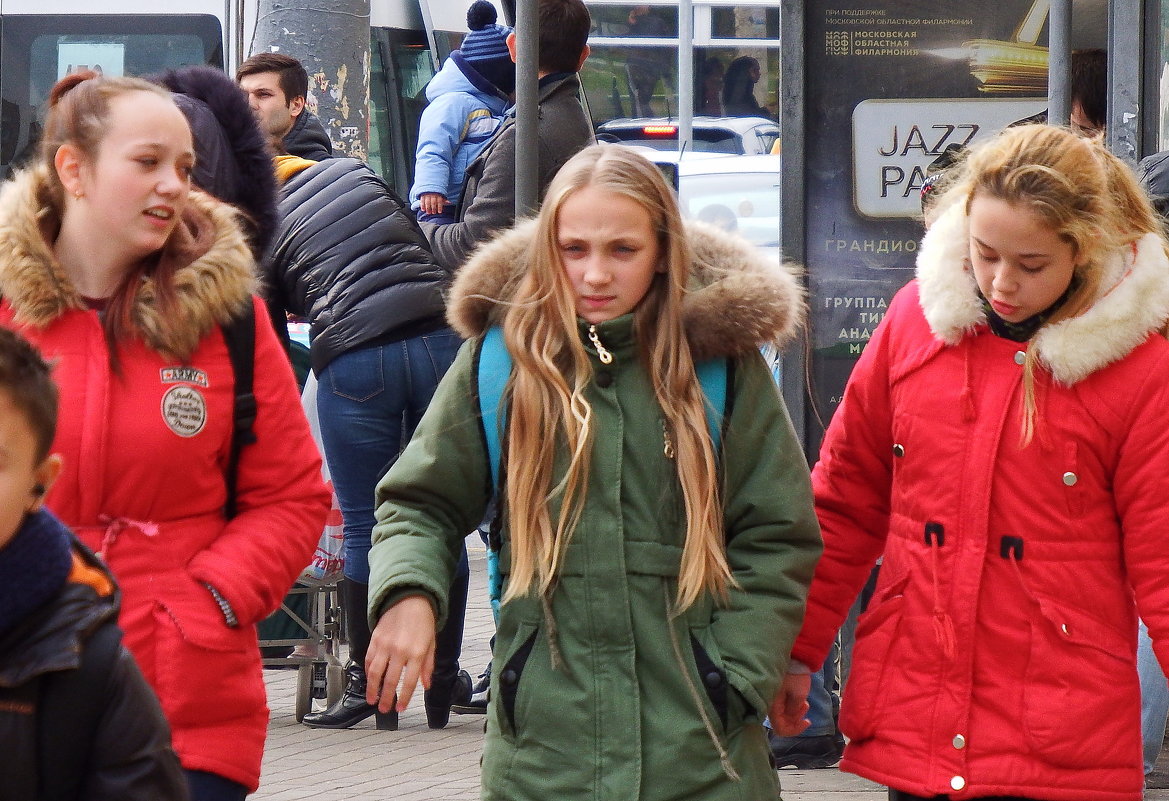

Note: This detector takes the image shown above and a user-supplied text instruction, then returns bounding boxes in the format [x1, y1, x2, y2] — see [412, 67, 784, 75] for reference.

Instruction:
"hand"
[365, 595, 436, 713]
[768, 671, 812, 737]
[419, 193, 447, 216]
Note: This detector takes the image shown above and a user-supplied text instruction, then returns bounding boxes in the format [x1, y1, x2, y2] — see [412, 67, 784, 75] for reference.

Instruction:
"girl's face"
[968, 194, 1079, 323]
[558, 184, 662, 324]
[66, 91, 194, 267]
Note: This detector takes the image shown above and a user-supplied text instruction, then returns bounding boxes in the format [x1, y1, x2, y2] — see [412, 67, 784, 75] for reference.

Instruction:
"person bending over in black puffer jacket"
[267, 153, 474, 732]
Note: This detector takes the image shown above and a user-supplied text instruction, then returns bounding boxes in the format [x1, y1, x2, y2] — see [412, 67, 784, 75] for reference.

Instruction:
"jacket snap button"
[1014, 350, 1026, 365]
[1061, 623, 1071, 636]
[1062, 471, 1077, 486]
[500, 668, 519, 686]
[703, 670, 723, 689]
[892, 443, 905, 458]
[951, 775, 966, 791]
[595, 370, 613, 388]
[952, 734, 966, 749]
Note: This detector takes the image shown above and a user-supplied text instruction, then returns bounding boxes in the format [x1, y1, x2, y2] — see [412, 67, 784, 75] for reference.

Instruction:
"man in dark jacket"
[0, 328, 187, 801]
[422, 0, 595, 272]
[236, 53, 333, 160]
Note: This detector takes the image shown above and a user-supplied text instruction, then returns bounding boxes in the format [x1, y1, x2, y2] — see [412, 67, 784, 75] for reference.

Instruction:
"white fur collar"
[916, 201, 1169, 385]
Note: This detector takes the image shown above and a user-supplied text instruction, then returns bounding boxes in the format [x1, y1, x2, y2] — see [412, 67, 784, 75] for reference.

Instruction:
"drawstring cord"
[96, 514, 159, 560]
[541, 589, 570, 674]
[928, 542, 955, 661]
[664, 586, 740, 782]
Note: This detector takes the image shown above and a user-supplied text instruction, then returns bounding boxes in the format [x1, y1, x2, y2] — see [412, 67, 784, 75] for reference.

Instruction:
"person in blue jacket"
[410, 0, 515, 224]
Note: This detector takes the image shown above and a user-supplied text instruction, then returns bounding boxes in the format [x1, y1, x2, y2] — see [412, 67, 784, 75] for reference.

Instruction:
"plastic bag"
[299, 371, 345, 585]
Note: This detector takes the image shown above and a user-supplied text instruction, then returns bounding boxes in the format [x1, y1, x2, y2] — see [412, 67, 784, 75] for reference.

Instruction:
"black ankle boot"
[302, 580, 397, 730]
[425, 668, 472, 728]
[452, 662, 490, 714]
[424, 555, 471, 729]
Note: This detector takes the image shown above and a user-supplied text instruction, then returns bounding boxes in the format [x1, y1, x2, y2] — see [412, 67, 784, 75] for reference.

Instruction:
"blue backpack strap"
[694, 357, 729, 453]
[478, 326, 512, 488]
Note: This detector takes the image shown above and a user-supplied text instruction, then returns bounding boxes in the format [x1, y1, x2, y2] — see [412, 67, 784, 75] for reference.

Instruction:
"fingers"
[364, 595, 437, 713]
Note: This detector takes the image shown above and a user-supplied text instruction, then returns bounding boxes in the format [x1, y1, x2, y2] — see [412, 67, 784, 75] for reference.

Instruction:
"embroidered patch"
[160, 366, 209, 387]
[161, 385, 207, 437]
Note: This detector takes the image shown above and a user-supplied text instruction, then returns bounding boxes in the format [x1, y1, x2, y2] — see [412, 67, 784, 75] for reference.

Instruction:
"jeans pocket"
[420, 330, 461, 378]
[326, 347, 385, 402]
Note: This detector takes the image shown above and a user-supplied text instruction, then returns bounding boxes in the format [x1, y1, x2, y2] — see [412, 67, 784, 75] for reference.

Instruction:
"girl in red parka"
[771, 124, 1169, 801]
[0, 72, 330, 800]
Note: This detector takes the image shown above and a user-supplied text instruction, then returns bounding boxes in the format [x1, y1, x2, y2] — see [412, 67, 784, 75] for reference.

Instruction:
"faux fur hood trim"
[447, 218, 805, 361]
[0, 167, 257, 358]
[917, 200, 1169, 385]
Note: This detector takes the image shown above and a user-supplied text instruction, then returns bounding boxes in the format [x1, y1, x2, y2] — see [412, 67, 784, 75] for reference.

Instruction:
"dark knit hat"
[461, 1, 515, 95]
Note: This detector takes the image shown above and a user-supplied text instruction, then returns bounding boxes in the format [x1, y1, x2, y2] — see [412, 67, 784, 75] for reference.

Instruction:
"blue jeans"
[186, 770, 246, 801]
[1140, 619, 1168, 774]
[316, 329, 461, 583]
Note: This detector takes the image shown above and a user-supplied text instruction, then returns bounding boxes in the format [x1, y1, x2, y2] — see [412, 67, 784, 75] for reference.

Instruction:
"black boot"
[424, 555, 471, 728]
[452, 661, 489, 714]
[303, 579, 398, 730]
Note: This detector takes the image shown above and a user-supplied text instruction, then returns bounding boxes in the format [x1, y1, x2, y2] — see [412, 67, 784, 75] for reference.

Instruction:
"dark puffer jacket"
[284, 110, 334, 161]
[0, 519, 187, 801]
[269, 157, 451, 373]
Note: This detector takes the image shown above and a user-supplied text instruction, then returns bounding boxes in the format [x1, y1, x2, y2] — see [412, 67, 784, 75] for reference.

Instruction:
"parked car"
[596, 116, 780, 155]
[622, 148, 781, 250]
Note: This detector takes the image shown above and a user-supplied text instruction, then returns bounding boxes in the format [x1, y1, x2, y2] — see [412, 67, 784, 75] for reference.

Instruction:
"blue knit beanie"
[461, 1, 515, 95]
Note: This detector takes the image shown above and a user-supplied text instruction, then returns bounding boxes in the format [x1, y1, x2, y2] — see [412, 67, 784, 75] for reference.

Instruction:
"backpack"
[474, 326, 730, 617]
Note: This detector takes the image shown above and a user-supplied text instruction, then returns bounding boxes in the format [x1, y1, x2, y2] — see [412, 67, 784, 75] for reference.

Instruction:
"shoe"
[452, 663, 490, 714]
[425, 669, 473, 728]
[768, 731, 844, 769]
[302, 580, 398, 730]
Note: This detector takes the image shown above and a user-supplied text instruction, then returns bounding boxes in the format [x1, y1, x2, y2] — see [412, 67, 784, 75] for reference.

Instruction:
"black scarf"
[0, 510, 73, 637]
[979, 281, 1078, 343]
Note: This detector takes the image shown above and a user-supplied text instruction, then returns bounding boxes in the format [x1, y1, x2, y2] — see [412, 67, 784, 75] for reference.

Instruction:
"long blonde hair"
[934, 124, 1164, 443]
[501, 145, 733, 611]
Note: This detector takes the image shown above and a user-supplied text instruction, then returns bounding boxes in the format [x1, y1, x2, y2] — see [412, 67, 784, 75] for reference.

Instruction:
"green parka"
[367, 220, 822, 801]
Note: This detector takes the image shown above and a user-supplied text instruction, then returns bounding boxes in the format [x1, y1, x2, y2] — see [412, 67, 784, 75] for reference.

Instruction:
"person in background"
[0, 71, 329, 801]
[420, 0, 594, 273]
[237, 53, 333, 161]
[266, 130, 468, 733]
[772, 124, 1169, 801]
[0, 327, 189, 801]
[696, 56, 725, 116]
[722, 56, 767, 118]
[364, 144, 821, 801]
[1069, 48, 1107, 137]
[410, 0, 515, 225]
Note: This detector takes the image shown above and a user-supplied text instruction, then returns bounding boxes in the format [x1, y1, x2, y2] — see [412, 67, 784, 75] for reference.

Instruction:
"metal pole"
[1047, 0, 1071, 126]
[514, 0, 539, 218]
[1109, 0, 1141, 164]
[677, 0, 693, 152]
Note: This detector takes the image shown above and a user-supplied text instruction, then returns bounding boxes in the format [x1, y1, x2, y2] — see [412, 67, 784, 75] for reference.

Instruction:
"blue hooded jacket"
[409, 53, 510, 210]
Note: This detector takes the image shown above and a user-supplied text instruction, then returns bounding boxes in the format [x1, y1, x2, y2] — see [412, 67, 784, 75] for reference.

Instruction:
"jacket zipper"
[587, 325, 613, 364]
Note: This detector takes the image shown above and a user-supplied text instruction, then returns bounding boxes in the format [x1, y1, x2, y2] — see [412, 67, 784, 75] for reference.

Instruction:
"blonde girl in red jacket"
[771, 124, 1169, 801]
[0, 72, 329, 800]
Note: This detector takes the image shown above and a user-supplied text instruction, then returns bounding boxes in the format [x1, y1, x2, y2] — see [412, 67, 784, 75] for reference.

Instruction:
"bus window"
[582, 44, 780, 127]
[0, 14, 222, 175]
[369, 26, 434, 196]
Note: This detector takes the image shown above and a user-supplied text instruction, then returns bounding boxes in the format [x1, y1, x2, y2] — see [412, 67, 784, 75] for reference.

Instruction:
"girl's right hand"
[365, 595, 437, 713]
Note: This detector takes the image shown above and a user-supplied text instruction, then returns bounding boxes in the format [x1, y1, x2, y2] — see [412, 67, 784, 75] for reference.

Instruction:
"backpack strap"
[477, 326, 511, 489]
[694, 358, 728, 453]
[221, 302, 258, 519]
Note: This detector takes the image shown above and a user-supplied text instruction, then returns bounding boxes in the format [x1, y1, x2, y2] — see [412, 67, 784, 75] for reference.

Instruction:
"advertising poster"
[803, 0, 1048, 448]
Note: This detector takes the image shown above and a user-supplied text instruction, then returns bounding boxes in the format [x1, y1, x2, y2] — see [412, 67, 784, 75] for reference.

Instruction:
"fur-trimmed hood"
[0, 167, 256, 358]
[447, 219, 804, 361]
[917, 200, 1169, 385]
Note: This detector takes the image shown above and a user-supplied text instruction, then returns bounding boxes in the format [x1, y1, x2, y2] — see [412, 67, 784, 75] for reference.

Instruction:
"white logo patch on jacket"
[161, 385, 207, 437]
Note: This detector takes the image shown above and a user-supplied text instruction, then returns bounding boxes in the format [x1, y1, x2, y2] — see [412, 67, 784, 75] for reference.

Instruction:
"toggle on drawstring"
[96, 514, 159, 561]
[925, 523, 955, 661]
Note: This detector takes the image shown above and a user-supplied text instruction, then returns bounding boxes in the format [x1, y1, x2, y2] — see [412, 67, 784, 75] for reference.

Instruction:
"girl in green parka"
[364, 144, 822, 801]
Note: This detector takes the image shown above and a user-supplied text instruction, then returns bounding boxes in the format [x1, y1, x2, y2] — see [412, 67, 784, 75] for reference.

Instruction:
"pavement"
[253, 540, 1169, 801]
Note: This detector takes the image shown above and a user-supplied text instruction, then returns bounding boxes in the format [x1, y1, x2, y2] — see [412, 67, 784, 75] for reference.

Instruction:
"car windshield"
[678, 172, 780, 248]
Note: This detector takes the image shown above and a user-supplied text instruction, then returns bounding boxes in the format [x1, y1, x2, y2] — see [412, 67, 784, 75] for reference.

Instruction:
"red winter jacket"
[0, 170, 330, 792]
[791, 203, 1169, 801]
